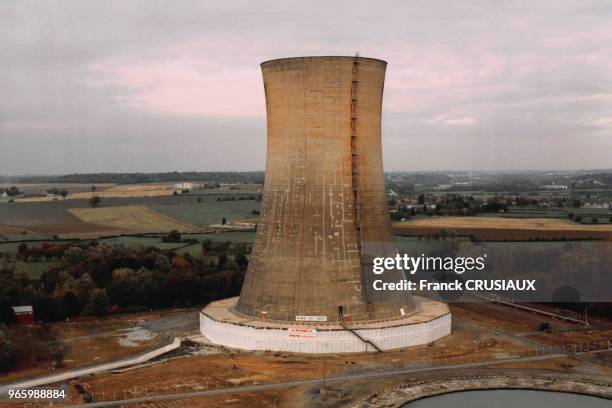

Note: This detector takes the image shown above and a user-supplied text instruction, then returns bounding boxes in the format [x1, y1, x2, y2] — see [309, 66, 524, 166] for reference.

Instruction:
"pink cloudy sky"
[1, 1, 611, 174]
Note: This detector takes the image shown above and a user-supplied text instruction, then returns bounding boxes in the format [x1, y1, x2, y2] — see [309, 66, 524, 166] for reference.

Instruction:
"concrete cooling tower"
[201, 56, 451, 353]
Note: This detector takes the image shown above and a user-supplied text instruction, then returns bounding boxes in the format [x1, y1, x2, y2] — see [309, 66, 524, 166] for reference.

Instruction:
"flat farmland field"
[480, 206, 611, 223]
[147, 194, 260, 226]
[98, 236, 197, 252]
[69, 205, 200, 233]
[0, 225, 37, 235]
[0, 183, 116, 198]
[0, 199, 127, 237]
[0, 193, 258, 237]
[8, 182, 262, 203]
[393, 216, 612, 240]
[182, 231, 256, 243]
[60, 183, 175, 200]
[11, 183, 178, 202]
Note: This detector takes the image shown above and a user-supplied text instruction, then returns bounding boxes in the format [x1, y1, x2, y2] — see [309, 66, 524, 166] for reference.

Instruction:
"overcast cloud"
[1, 0, 611, 174]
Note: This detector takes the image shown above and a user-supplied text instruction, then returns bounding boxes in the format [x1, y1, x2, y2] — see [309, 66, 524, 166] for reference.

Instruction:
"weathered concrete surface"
[348, 376, 612, 407]
[237, 56, 415, 322]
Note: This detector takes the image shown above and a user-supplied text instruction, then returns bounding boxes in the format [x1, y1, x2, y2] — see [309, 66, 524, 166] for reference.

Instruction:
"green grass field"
[176, 243, 204, 256]
[146, 195, 260, 227]
[0, 193, 261, 236]
[182, 232, 256, 243]
[97, 235, 188, 250]
[24, 261, 52, 279]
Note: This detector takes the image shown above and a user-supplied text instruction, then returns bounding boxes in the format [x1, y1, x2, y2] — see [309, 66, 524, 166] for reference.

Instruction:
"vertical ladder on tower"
[350, 55, 375, 319]
[351, 56, 363, 250]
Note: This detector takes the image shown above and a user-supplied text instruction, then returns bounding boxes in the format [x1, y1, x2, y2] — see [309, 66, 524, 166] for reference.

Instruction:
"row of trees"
[0, 186, 20, 197]
[412, 193, 606, 211]
[216, 194, 261, 202]
[45, 188, 69, 199]
[4, 172, 265, 185]
[17, 242, 65, 261]
[393, 193, 610, 221]
[567, 213, 611, 224]
[390, 195, 510, 218]
[1, 239, 249, 324]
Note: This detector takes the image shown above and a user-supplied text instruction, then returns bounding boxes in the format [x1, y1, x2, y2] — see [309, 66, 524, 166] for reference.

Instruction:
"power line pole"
[322, 354, 326, 386]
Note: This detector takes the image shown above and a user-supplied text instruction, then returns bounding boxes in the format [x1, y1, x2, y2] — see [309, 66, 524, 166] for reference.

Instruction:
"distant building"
[174, 182, 193, 191]
[12, 305, 33, 325]
[542, 182, 568, 190]
[584, 202, 610, 209]
[388, 189, 398, 197]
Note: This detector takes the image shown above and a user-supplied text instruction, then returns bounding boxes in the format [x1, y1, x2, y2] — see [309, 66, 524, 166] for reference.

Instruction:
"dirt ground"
[2, 302, 610, 407]
[0, 309, 199, 385]
[56, 355, 609, 408]
[451, 302, 574, 333]
[46, 302, 590, 405]
[452, 302, 612, 348]
[0, 226, 37, 235]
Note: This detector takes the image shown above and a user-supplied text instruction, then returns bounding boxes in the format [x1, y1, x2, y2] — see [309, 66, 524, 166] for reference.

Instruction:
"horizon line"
[2, 168, 612, 179]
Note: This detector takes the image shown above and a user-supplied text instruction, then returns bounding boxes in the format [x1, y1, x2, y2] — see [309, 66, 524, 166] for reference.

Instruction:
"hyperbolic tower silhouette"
[235, 56, 416, 322]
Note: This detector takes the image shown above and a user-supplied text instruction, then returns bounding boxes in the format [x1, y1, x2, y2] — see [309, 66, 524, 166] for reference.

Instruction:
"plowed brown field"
[394, 217, 612, 240]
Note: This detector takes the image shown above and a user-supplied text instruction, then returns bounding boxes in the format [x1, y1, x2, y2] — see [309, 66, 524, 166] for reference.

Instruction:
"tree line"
[1, 172, 265, 185]
[0, 239, 249, 324]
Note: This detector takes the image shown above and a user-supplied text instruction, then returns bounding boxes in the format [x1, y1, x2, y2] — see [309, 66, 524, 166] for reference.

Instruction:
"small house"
[12, 305, 33, 325]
